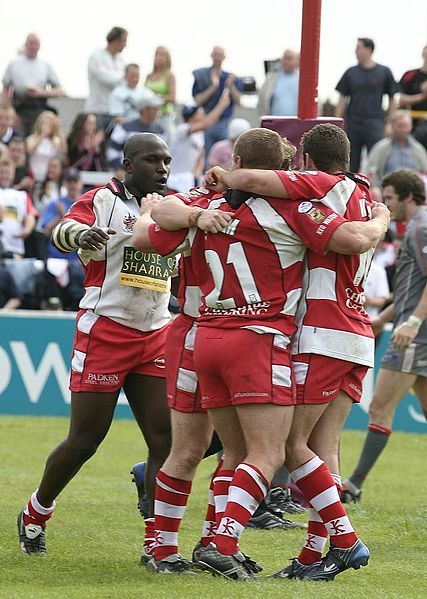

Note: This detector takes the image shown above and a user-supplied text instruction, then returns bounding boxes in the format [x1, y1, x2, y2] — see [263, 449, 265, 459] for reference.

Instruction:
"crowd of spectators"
[0, 29, 426, 313]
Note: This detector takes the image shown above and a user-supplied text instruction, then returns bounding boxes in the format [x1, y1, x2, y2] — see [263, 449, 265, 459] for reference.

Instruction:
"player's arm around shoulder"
[150, 192, 234, 234]
[326, 202, 390, 255]
[205, 166, 289, 197]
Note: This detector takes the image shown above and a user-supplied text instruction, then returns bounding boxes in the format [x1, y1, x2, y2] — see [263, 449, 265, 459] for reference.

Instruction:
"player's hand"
[197, 209, 234, 233]
[392, 322, 418, 350]
[371, 201, 390, 226]
[204, 166, 228, 192]
[79, 226, 116, 250]
[139, 193, 163, 215]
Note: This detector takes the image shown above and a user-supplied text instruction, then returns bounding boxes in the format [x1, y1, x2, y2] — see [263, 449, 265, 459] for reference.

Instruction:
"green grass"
[1, 416, 426, 599]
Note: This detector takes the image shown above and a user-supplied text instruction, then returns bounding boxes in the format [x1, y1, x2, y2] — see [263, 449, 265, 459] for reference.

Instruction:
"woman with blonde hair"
[145, 46, 176, 142]
[26, 111, 67, 182]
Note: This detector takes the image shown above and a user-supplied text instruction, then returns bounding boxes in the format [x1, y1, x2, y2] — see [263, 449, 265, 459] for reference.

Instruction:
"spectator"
[39, 167, 84, 311]
[207, 117, 251, 169]
[335, 38, 399, 172]
[192, 46, 243, 158]
[109, 64, 145, 122]
[398, 45, 427, 131]
[0, 106, 22, 145]
[167, 90, 230, 193]
[145, 46, 176, 143]
[257, 49, 300, 116]
[0, 237, 22, 309]
[85, 27, 127, 132]
[0, 158, 35, 258]
[26, 110, 66, 182]
[8, 134, 34, 192]
[363, 258, 390, 319]
[67, 113, 104, 172]
[367, 110, 427, 188]
[1, 33, 63, 136]
[106, 91, 165, 170]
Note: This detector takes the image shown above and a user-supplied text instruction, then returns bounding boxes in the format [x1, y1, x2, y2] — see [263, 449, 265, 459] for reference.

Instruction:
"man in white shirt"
[109, 63, 147, 122]
[85, 27, 127, 131]
[2, 33, 63, 135]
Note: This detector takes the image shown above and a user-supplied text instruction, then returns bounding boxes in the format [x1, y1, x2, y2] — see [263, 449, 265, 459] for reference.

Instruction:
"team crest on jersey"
[123, 212, 137, 232]
[306, 207, 326, 223]
[188, 187, 210, 197]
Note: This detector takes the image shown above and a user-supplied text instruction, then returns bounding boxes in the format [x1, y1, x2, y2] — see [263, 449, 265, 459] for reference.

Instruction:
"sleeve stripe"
[52, 220, 90, 252]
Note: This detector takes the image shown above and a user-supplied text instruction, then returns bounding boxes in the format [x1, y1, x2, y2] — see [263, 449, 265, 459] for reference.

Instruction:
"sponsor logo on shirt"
[204, 301, 271, 317]
[345, 288, 368, 315]
[188, 187, 210, 197]
[298, 201, 313, 213]
[120, 246, 175, 292]
[154, 356, 166, 369]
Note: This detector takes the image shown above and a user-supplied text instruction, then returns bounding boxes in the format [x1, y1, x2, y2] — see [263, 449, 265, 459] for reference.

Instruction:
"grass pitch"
[0, 415, 426, 599]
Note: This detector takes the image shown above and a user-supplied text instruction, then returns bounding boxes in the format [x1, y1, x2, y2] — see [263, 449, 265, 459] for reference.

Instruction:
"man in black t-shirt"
[335, 38, 399, 172]
[398, 45, 427, 140]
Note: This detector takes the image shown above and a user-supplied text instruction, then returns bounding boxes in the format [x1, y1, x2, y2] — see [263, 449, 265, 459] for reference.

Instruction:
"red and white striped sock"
[143, 517, 156, 558]
[200, 459, 223, 547]
[154, 470, 192, 561]
[213, 468, 234, 527]
[291, 457, 357, 550]
[214, 463, 269, 556]
[23, 490, 55, 527]
[298, 473, 343, 565]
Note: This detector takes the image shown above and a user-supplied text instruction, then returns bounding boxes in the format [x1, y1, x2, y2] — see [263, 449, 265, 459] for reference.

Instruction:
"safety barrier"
[0, 312, 425, 432]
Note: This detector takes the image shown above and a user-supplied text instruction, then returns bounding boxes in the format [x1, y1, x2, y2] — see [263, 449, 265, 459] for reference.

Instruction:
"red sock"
[214, 463, 268, 556]
[144, 518, 156, 558]
[154, 470, 192, 561]
[200, 459, 223, 547]
[292, 457, 357, 550]
[23, 490, 55, 527]
[213, 468, 234, 527]
[298, 474, 342, 565]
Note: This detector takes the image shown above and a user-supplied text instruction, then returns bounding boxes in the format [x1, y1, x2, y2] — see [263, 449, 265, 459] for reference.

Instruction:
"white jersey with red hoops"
[276, 170, 375, 367]
[52, 178, 174, 332]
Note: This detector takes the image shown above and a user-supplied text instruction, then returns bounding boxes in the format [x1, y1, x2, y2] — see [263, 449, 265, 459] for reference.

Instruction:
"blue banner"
[0, 313, 425, 432]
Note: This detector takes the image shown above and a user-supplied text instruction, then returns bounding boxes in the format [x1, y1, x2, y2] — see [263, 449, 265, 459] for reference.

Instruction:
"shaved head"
[25, 33, 40, 58]
[124, 133, 168, 160]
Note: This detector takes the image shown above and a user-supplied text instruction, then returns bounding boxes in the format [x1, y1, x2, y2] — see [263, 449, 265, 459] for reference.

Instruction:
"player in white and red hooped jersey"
[17, 134, 176, 559]
[203, 124, 390, 579]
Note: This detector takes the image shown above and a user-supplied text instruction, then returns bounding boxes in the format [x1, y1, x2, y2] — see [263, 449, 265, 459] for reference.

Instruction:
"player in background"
[148, 127, 389, 579]
[17, 134, 174, 557]
[204, 123, 390, 580]
[342, 169, 427, 502]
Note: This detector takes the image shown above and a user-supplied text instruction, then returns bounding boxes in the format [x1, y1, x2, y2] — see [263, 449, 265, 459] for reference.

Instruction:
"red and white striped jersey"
[148, 187, 219, 321]
[276, 170, 376, 366]
[52, 178, 174, 332]
[150, 189, 346, 338]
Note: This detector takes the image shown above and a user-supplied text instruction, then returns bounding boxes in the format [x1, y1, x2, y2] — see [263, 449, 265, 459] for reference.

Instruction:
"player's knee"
[67, 435, 101, 463]
[368, 394, 391, 424]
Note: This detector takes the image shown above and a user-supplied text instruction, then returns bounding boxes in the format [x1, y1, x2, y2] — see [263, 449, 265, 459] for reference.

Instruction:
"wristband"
[188, 207, 204, 228]
[407, 314, 422, 331]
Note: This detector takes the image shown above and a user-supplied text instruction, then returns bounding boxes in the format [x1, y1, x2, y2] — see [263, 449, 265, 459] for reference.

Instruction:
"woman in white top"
[26, 111, 66, 182]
